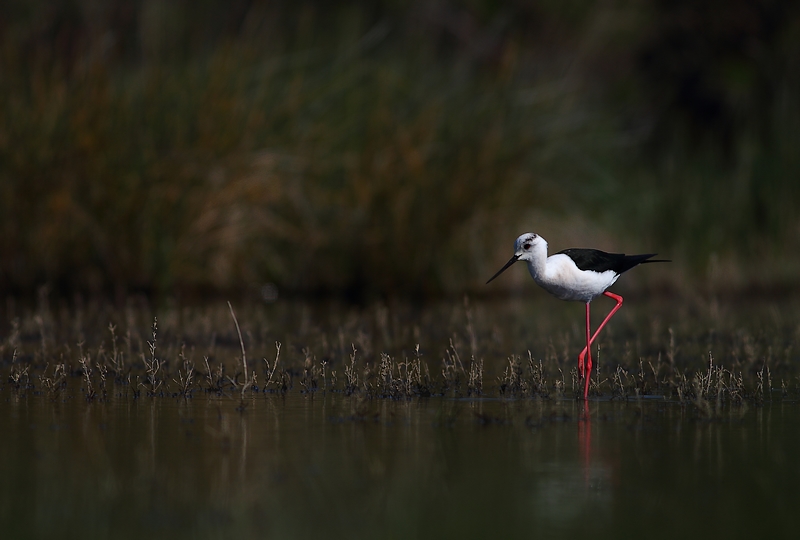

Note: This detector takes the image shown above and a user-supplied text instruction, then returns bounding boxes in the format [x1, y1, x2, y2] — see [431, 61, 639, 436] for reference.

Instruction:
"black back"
[556, 248, 664, 275]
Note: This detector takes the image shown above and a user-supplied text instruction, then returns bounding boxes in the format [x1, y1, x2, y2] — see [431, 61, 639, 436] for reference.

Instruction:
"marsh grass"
[0, 5, 575, 297]
[2, 2, 799, 299]
[1, 294, 798, 417]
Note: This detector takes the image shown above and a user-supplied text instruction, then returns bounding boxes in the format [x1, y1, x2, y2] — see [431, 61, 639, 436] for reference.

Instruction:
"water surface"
[1, 393, 797, 539]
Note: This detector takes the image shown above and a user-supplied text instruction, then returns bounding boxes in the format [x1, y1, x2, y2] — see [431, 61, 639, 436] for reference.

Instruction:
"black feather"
[556, 248, 667, 275]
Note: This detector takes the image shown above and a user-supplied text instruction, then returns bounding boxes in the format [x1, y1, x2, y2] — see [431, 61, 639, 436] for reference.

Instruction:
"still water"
[1, 393, 797, 539]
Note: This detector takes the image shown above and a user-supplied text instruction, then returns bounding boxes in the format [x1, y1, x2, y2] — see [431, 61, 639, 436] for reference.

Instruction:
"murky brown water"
[1, 392, 798, 539]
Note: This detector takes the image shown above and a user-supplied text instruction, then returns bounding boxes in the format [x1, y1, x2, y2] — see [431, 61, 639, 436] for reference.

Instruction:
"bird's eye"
[524, 244, 531, 250]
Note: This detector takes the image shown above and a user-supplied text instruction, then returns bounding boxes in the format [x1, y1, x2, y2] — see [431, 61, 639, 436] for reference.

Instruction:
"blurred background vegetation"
[1, 0, 799, 301]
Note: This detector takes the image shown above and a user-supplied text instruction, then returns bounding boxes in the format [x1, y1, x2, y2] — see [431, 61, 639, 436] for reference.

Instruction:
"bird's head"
[513, 232, 545, 262]
[486, 232, 545, 284]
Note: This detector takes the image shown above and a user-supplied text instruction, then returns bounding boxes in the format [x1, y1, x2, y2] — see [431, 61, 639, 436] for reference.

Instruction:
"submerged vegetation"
[2, 295, 798, 416]
[1, 1, 800, 298]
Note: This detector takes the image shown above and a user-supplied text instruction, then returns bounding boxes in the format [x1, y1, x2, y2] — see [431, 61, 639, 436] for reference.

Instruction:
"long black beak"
[486, 254, 520, 284]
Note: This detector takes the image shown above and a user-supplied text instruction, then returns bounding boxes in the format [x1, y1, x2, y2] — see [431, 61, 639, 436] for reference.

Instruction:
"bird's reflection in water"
[579, 401, 592, 487]
[526, 400, 614, 525]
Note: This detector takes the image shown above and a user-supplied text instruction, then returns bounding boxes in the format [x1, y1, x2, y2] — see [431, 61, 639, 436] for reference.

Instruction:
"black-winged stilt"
[486, 232, 669, 399]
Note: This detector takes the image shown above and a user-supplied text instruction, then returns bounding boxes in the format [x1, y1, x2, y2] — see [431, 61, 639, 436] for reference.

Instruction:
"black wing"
[556, 248, 661, 275]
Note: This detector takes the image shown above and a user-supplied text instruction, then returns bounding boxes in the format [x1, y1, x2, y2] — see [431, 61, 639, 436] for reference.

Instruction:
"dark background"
[2, 0, 798, 301]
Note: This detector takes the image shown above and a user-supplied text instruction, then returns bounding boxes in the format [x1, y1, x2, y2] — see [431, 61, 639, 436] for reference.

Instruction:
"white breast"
[530, 253, 619, 303]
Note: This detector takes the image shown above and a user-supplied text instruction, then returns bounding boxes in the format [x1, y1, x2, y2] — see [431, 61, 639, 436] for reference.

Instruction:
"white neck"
[525, 239, 549, 284]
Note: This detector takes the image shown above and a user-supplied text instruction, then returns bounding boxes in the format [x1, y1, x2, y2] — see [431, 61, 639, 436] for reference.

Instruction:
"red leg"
[583, 302, 592, 399]
[578, 291, 624, 367]
[579, 302, 590, 375]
